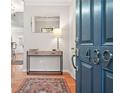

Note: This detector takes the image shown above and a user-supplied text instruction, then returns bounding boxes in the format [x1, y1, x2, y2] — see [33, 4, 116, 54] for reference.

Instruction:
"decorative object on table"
[52, 49, 56, 51]
[16, 78, 71, 93]
[29, 49, 39, 51]
[53, 28, 62, 50]
[41, 28, 53, 32]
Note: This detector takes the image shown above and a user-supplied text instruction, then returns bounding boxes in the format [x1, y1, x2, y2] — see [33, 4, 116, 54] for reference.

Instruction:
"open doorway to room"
[11, 0, 76, 93]
[11, 0, 113, 93]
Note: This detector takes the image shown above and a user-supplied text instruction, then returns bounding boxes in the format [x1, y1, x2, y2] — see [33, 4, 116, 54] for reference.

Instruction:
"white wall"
[23, 5, 71, 72]
[11, 12, 24, 53]
[11, 27, 24, 53]
[30, 56, 60, 71]
[68, 0, 76, 78]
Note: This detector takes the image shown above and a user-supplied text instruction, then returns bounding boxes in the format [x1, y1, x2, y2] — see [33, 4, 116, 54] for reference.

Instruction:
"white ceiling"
[11, 0, 24, 13]
[11, 0, 72, 13]
[25, 0, 72, 2]
[25, 0, 72, 6]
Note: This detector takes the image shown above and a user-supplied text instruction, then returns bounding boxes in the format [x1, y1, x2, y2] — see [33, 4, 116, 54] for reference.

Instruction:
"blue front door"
[76, 0, 113, 93]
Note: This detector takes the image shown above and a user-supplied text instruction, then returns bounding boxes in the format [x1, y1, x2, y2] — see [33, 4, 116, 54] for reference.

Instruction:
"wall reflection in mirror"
[31, 16, 60, 33]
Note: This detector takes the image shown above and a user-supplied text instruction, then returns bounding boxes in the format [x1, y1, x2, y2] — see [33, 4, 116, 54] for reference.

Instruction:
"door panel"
[76, 0, 81, 46]
[79, 47, 102, 93]
[80, 0, 93, 43]
[76, 0, 102, 93]
[101, 46, 113, 71]
[75, 0, 81, 93]
[94, 0, 102, 45]
[101, 0, 113, 93]
[76, 0, 113, 93]
[104, 71, 113, 93]
[105, 0, 113, 42]
[101, 46, 113, 93]
[102, 0, 113, 43]
[92, 64, 102, 93]
[76, 57, 81, 93]
[81, 62, 93, 93]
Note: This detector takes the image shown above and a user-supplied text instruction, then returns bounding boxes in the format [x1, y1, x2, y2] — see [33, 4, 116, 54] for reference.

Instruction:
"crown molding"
[25, 0, 72, 6]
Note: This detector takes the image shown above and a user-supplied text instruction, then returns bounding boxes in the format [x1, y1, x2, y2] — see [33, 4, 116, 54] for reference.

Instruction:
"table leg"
[60, 55, 63, 75]
[27, 52, 30, 75]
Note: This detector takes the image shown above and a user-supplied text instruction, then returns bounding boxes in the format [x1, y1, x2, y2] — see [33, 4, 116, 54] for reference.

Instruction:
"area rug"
[16, 78, 71, 93]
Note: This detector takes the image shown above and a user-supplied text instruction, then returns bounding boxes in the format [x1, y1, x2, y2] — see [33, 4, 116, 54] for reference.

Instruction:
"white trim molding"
[25, 0, 72, 6]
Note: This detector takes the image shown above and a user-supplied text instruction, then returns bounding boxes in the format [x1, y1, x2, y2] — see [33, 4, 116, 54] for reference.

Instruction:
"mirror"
[31, 16, 60, 33]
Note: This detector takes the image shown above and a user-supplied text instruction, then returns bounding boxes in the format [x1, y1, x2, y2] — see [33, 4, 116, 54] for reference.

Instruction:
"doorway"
[11, 0, 113, 93]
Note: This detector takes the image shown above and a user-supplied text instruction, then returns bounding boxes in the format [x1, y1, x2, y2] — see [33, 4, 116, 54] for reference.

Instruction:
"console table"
[27, 50, 63, 75]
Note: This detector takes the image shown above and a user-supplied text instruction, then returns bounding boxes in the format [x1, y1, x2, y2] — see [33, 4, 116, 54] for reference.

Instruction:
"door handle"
[71, 55, 78, 70]
[103, 50, 113, 67]
[93, 49, 100, 65]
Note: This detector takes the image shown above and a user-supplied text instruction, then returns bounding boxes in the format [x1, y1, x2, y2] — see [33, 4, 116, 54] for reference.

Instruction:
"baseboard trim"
[27, 71, 63, 75]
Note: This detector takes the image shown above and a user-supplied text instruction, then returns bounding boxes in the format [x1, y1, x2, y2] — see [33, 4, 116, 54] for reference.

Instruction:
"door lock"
[76, 48, 79, 56]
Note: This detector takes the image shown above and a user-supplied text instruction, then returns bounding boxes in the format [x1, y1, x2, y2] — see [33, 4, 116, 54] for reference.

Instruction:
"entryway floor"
[12, 65, 76, 93]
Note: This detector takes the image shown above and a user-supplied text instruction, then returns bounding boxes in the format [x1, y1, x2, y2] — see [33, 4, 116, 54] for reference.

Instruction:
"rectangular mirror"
[31, 16, 60, 33]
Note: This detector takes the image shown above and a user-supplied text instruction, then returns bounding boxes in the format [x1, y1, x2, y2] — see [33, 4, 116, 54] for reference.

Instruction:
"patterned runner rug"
[16, 78, 71, 93]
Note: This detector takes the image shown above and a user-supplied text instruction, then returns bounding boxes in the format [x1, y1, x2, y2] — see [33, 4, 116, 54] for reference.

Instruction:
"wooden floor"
[12, 65, 76, 93]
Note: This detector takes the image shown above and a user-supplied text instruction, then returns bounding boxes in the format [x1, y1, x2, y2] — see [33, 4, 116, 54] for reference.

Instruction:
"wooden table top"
[27, 50, 63, 56]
